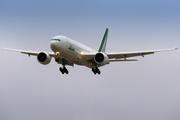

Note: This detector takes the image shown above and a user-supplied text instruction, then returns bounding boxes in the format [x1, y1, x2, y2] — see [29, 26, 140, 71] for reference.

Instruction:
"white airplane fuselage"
[50, 35, 96, 68]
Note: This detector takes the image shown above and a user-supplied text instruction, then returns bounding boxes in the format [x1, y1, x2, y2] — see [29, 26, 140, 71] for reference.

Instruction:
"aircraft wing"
[2, 48, 57, 57]
[83, 48, 178, 61]
[2, 48, 74, 66]
[107, 48, 177, 59]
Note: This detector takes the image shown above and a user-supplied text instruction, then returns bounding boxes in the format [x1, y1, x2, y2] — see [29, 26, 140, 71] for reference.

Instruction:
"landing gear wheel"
[92, 68, 96, 74]
[63, 67, 68, 74]
[59, 67, 64, 74]
[59, 67, 69, 74]
[92, 67, 101, 75]
[97, 69, 101, 74]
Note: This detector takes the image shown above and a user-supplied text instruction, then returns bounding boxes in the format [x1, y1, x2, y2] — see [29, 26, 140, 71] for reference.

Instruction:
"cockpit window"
[51, 39, 61, 41]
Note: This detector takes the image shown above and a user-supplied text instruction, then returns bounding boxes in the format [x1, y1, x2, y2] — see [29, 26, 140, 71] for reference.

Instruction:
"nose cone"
[50, 41, 59, 52]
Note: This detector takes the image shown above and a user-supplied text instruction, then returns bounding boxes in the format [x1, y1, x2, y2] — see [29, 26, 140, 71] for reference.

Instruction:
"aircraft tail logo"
[98, 28, 109, 52]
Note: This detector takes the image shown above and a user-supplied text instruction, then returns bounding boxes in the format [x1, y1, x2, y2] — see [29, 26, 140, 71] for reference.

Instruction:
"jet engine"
[94, 52, 109, 66]
[37, 52, 51, 65]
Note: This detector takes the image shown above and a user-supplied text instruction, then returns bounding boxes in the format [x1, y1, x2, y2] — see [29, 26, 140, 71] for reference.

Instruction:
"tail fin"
[98, 28, 109, 52]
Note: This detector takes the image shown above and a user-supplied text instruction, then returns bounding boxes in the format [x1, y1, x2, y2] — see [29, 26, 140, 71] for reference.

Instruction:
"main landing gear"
[59, 66, 69, 74]
[92, 67, 101, 75]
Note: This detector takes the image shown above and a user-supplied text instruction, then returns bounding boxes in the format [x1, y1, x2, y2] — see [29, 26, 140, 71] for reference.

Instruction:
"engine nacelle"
[37, 52, 51, 65]
[94, 52, 109, 66]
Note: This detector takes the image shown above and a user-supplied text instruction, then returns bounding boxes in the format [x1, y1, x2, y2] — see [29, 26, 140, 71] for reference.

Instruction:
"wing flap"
[107, 52, 154, 59]
[109, 59, 138, 62]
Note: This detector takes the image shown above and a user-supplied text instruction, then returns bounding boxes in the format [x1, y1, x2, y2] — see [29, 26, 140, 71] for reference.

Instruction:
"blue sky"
[0, 0, 180, 120]
[1, 0, 180, 48]
[1, 0, 180, 18]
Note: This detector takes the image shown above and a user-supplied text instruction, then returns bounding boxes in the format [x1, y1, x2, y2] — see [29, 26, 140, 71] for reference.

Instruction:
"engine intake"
[94, 52, 109, 66]
[37, 52, 51, 65]
[95, 53, 104, 63]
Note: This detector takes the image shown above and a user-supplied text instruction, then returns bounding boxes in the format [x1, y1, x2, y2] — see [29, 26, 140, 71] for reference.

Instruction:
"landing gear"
[92, 67, 101, 75]
[58, 59, 69, 74]
[59, 66, 69, 74]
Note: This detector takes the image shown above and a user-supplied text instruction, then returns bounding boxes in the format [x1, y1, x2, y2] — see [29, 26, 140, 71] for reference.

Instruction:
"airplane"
[2, 28, 178, 75]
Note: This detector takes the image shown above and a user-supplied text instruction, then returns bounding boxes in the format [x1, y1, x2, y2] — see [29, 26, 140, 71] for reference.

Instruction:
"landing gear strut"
[92, 67, 101, 75]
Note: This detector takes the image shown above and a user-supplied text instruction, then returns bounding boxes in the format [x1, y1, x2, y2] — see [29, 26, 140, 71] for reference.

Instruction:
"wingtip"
[174, 47, 178, 50]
